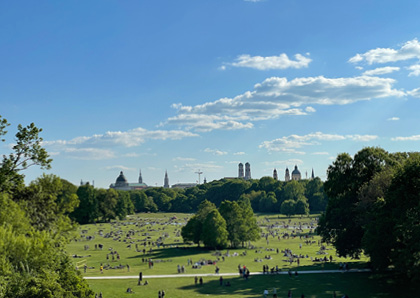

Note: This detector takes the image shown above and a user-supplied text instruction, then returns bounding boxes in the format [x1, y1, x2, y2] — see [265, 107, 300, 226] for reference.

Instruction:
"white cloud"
[104, 165, 136, 171]
[408, 88, 420, 98]
[228, 53, 312, 70]
[124, 152, 140, 157]
[173, 157, 196, 161]
[349, 39, 420, 65]
[165, 76, 403, 132]
[204, 148, 228, 156]
[305, 106, 316, 113]
[363, 66, 400, 76]
[387, 117, 400, 121]
[312, 152, 330, 155]
[45, 127, 198, 149]
[234, 152, 246, 155]
[392, 135, 420, 141]
[407, 64, 420, 76]
[260, 132, 378, 153]
[43, 127, 198, 161]
[62, 148, 116, 160]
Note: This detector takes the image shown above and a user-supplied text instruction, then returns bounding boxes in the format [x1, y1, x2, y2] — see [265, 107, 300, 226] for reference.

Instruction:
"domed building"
[291, 165, 301, 181]
[110, 170, 148, 190]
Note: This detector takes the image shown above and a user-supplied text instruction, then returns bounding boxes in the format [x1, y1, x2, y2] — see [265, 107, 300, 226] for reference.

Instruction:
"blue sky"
[2, 1, 420, 188]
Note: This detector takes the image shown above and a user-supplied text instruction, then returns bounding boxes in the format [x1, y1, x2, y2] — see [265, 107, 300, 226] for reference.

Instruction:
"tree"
[202, 209, 228, 248]
[306, 177, 327, 212]
[71, 183, 99, 224]
[181, 200, 216, 246]
[259, 191, 277, 212]
[283, 180, 305, 201]
[318, 147, 398, 258]
[281, 200, 296, 216]
[295, 196, 310, 215]
[0, 116, 52, 193]
[237, 197, 260, 246]
[13, 174, 78, 234]
[97, 188, 118, 222]
[115, 190, 134, 220]
[378, 154, 420, 279]
[219, 200, 244, 247]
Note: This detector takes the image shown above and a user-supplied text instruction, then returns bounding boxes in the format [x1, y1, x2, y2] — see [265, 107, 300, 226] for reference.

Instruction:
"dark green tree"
[71, 183, 99, 224]
[202, 209, 228, 248]
[219, 200, 244, 247]
[318, 147, 402, 258]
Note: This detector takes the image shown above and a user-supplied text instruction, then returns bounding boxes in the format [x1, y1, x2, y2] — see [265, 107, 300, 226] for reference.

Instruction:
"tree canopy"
[318, 147, 420, 280]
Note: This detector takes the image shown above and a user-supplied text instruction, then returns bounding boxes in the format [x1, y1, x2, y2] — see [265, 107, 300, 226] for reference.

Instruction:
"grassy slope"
[66, 213, 419, 297]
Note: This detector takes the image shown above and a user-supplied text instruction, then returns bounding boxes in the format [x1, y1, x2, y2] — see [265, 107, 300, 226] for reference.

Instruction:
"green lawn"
[66, 213, 418, 297]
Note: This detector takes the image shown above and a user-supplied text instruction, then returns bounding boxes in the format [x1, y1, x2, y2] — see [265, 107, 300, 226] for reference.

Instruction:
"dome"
[116, 171, 128, 184]
[292, 165, 301, 175]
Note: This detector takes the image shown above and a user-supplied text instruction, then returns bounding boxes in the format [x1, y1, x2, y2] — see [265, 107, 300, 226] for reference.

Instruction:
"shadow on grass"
[128, 246, 215, 260]
[178, 272, 419, 298]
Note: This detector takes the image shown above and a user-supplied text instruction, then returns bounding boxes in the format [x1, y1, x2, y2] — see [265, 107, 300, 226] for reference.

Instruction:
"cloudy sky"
[2, 1, 420, 188]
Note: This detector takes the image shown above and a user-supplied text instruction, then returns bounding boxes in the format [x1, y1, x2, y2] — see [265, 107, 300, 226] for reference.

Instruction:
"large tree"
[202, 209, 228, 248]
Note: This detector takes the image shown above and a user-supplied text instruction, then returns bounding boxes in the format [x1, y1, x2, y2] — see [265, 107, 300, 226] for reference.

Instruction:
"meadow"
[66, 213, 417, 297]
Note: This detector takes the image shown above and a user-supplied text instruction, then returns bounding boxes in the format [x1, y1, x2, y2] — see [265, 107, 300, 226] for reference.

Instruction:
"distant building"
[285, 167, 290, 182]
[273, 168, 278, 180]
[110, 171, 148, 191]
[164, 171, 169, 188]
[245, 162, 251, 180]
[238, 163, 244, 179]
[291, 165, 301, 181]
[237, 162, 252, 180]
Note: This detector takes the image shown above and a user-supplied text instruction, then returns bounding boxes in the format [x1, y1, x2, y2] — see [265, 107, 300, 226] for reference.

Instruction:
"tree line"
[317, 147, 420, 280]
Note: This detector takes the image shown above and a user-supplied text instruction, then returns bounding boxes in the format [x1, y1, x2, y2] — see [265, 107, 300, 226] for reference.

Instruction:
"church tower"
[285, 167, 290, 182]
[245, 162, 251, 180]
[273, 168, 278, 180]
[138, 169, 143, 184]
[238, 163, 244, 179]
[164, 170, 169, 188]
[311, 168, 315, 180]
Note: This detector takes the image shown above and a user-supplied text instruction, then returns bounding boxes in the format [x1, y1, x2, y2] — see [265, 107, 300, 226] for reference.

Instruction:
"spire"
[164, 170, 169, 188]
[139, 169, 143, 184]
[311, 168, 315, 179]
[273, 168, 278, 180]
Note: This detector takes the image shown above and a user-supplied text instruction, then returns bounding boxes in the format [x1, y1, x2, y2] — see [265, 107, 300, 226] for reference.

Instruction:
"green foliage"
[0, 117, 52, 193]
[318, 147, 399, 258]
[71, 184, 99, 224]
[202, 209, 228, 248]
[318, 147, 420, 280]
[182, 199, 260, 248]
[0, 225, 94, 298]
[280, 199, 296, 216]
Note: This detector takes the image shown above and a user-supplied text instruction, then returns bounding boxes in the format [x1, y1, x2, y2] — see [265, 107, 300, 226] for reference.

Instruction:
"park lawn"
[67, 212, 404, 297]
[86, 272, 419, 298]
[66, 213, 368, 277]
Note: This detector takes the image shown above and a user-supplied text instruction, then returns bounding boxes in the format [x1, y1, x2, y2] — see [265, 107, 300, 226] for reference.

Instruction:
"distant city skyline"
[2, 1, 420, 188]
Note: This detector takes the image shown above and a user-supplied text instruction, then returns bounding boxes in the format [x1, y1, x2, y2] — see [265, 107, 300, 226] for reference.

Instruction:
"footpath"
[84, 269, 371, 280]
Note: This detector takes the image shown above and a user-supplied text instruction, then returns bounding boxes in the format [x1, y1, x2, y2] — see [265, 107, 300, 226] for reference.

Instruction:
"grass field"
[66, 213, 419, 297]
